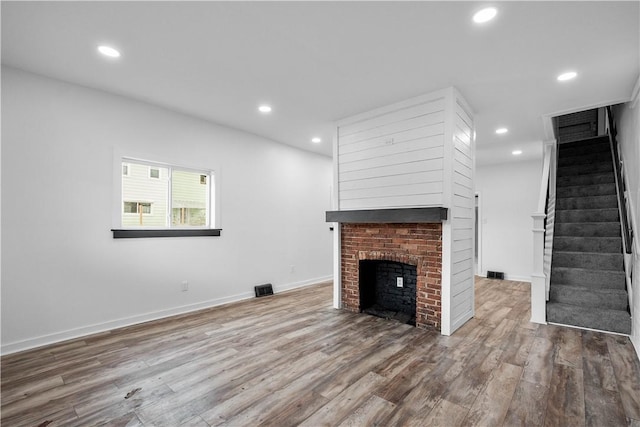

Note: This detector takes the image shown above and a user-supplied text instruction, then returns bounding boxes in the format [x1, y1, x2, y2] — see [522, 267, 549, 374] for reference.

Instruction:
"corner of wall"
[630, 73, 639, 109]
[633, 74, 640, 357]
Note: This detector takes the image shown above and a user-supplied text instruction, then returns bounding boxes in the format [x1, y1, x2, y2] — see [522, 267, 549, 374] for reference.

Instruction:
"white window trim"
[148, 166, 160, 179]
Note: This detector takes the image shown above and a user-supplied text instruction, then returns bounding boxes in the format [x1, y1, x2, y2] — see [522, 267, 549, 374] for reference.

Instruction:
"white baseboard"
[274, 275, 332, 293]
[632, 332, 640, 361]
[504, 274, 532, 283]
[1, 275, 332, 356]
[476, 272, 532, 283]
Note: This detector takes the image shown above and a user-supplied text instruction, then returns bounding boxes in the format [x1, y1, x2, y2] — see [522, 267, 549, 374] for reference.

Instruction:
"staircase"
[546, 135, 631, 334]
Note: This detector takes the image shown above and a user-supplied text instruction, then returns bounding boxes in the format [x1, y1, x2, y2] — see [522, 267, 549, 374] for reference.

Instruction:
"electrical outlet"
[181, 281, 189, 292]
[290, 265, 295, 273]
[396, 277, 403, 288]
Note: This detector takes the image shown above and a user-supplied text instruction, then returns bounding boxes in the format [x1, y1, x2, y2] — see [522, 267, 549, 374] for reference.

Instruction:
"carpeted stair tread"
[549, 285, 628, 310]
[552, 251, 623, 271]
[559, 144, 611, 157]
[551, 266, 626, 289]
[556, 195, 618, 210]
[557, 162, 613, 177]
[553, 236, 622, 253]
[556, 183, 616, 198]
[558, 152, 612, 167]
[555, 209, 619, 223]
[546, 302, 631, 334]
[557, 172, 614, 187]
[555, 222, 621, 237]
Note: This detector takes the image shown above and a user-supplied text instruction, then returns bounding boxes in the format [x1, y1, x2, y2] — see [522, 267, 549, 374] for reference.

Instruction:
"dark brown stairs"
[546, 136, 631, 334]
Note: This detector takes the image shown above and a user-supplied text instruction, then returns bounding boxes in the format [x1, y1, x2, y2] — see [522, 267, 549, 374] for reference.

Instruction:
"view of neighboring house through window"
[123, 201, 151, 214]
[171, 170, 208, 226]
[122, 159, 210, 228]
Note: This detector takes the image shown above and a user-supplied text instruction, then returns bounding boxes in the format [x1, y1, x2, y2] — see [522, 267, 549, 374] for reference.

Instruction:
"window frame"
[123, 201, 152, 215]
[112, 153, 221, 238]
[148, 166, 160, 179]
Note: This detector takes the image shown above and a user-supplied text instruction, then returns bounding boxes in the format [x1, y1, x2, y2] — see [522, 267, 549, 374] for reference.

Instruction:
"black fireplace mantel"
[325, 207, 447, 223]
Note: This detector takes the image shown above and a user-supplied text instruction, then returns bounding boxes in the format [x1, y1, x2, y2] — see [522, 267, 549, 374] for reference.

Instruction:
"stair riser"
[552, 252, 623, 271]
[555, 223, 621, 237]
[559, 136, 609, 148]
[557, 162, 613, 177]
[558, 153, 612, 167]
[559, 143, 611, 158]
[546, 303, 631, 335]
[553, 237, 622, 253]
[555, 209, 619, 223]
[556, 195, 618, 210]
[551, 268, 626, 289]
[556, 184, 616, 198]
[549, 287, 628, 310]
[557, 173, 614, 187]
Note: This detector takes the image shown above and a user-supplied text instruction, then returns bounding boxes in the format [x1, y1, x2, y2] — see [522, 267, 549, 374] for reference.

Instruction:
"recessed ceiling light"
[495, 128, 508, 134]
[258, 105, 272, 113]
[473, 7, 497, 23]
[311, 137, 322, 143]
[512, 150, 523, 155]
[97, 45, 121, 58]
[557, 71, 577, 81]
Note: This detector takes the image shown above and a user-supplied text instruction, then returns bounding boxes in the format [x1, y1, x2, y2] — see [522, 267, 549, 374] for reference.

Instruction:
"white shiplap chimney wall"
[331, 87, 475, 335]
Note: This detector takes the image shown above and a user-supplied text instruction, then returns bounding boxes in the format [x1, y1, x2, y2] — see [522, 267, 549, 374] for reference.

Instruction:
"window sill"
[112, 229, 222, 239]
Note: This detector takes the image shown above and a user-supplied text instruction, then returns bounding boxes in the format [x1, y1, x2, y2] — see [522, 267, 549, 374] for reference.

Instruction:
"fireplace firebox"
[359, 260, 417, 325]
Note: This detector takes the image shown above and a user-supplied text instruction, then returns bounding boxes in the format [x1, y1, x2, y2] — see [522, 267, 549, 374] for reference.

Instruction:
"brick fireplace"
[328, 88, 475, 335]
[340, 222, 443, 331]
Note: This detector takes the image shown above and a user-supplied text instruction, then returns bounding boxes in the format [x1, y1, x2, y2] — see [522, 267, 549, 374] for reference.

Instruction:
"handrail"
[543, 140, 558, 299]
[536, 144, 552, 213]
[605, 106, 633, 254]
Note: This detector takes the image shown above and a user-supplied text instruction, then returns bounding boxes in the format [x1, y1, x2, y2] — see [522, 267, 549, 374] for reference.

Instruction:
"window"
[123, 201, 151, 215]
[119, 159, 214, 230]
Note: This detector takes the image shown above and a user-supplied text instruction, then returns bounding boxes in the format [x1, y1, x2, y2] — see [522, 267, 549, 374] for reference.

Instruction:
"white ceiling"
[2, 1, 638, 164]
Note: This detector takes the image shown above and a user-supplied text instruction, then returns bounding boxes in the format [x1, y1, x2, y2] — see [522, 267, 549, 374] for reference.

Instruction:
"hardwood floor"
[2, 277, 640, 426]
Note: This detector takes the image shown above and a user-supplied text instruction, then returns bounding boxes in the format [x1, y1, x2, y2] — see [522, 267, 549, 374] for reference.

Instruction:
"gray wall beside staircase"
[613, 99, 640, 352]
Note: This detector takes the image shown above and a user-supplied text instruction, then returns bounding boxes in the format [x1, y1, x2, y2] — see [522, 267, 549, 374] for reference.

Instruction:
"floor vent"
[487, 271, 505, 280]
[254, 284, 274, 297]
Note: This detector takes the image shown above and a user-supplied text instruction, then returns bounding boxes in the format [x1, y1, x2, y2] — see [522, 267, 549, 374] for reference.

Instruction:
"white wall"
[446, 92, 475, 334]
[336, 94, 446, 210]
[1, 67, 333, 354]
[613, 79, 640, 356]
[476, 158, 542, 282]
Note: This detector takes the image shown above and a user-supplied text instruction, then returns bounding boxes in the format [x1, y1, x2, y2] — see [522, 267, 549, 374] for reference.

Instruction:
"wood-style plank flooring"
[2, 277, 640, 426]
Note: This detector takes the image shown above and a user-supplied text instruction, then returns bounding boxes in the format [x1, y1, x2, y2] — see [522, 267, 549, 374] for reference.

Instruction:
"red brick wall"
[340, 223, 443, 331]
